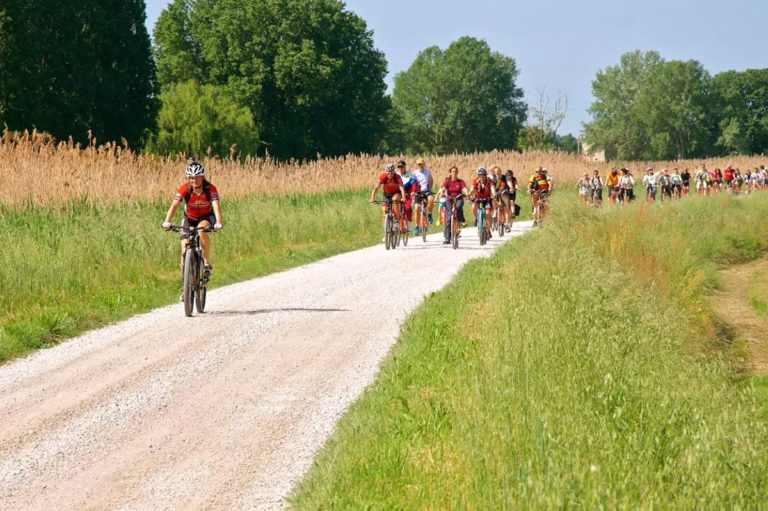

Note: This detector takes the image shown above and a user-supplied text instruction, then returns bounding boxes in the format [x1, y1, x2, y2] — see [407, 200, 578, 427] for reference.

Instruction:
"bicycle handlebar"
[167, 225, 215, 233]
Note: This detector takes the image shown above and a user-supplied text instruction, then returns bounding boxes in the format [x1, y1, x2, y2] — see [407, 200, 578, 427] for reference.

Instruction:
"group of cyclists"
[370, 160, 555, 244]
[576, 164, 768, 206]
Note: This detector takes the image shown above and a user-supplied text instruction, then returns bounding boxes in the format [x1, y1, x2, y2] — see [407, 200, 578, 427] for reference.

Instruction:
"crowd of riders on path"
[576, 164, 768, 207]
[370, 159, 555, 245]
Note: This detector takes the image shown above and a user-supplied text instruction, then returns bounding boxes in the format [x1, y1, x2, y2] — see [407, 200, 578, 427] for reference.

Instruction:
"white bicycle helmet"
[385, 163, 395, 173]
[476, 166, 487, 176]
[185, 162, 205, 177]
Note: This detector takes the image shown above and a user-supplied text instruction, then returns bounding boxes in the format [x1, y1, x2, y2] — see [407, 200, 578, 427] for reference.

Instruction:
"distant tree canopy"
[0, 0, 157, 148]
[390, 37, 527, 154]
[153, 0, 389, 160]
[145, 80, 259, 158]
[584, 50, 768, 159]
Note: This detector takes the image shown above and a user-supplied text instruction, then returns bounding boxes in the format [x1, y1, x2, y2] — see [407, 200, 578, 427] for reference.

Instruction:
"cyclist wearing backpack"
[162, 159, 223, 276]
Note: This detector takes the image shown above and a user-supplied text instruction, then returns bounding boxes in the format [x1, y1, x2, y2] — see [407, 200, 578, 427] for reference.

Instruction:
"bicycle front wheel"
[384, 215, 392, 250]
[182, 249, 195, 317]
[452, 215, 460, 249]
[401, 218, 409, 246]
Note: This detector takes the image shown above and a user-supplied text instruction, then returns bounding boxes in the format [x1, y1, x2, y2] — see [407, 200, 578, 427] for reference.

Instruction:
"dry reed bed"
[1, 130, 766, 207]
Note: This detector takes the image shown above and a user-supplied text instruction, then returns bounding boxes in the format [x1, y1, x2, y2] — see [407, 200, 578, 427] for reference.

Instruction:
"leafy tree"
[145, 80, 258, 158]
[391, 36, 526, 154]
[636, 60, 715, 159]
[518, 89, 567, 151]
[712, 69, 768, 155]
[154, 0, 389, 159]
[583, 50, 663, 159]
[555, 133, 579, 153]
[0, 0, 157, 148]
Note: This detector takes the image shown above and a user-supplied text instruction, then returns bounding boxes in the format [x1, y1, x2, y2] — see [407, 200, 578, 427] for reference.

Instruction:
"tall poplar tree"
[0, 0, 157, 148]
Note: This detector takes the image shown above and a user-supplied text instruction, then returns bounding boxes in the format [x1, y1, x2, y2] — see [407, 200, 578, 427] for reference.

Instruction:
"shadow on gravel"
[206, 308, 349, 316]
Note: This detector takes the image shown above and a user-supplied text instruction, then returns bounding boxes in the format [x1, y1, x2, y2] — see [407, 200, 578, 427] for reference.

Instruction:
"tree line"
[1, 2, 766, 161]
[584, 50, 768, 160]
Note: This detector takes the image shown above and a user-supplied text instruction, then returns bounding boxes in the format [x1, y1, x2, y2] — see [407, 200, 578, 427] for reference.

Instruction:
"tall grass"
[2, 129, 766, 207]
[290, 193, 768, 508]
[0, 189, 380, 363]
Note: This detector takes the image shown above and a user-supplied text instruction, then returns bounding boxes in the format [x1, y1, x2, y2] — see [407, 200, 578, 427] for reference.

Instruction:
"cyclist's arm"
[212, 200, 223, 227]
[428, 174, 434, 191]
[164, 198, 182, 225]
[461, 186, 470, 197]
[369, 183, 381, 202]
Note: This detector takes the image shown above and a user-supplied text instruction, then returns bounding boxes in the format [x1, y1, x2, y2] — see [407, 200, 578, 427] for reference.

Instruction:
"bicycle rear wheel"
[182, 249, 195, 317]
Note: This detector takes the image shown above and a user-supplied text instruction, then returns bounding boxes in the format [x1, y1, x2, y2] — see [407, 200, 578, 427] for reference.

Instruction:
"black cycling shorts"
[181, 213, 215, 240]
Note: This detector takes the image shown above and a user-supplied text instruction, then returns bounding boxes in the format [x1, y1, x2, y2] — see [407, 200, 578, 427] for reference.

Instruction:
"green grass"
[290, 192, 768, 508]
[0, 189, 381, 363]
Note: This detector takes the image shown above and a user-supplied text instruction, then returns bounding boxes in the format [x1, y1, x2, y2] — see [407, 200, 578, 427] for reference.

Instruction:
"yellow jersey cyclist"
[528, 166, 552, 224]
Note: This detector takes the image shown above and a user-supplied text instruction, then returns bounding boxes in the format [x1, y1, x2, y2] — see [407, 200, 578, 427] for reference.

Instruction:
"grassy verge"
[0, 189, 380, 363]
[290, 193, 768, 508]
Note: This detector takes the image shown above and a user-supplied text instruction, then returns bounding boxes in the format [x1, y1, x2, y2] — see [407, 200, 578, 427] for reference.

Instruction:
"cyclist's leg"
[198, 214, 215, 267]
[179, 215, 193, 271]
[456, 196, 466, 225]
[392, 193, 402, 220]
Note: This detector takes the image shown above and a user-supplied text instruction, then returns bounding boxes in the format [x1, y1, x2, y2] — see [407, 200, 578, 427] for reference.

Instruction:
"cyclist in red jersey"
[469, 166, 496, 240]
[162, 159, 223, 276]
[438, 166, 470, 244]
[370, 162, 406, 224]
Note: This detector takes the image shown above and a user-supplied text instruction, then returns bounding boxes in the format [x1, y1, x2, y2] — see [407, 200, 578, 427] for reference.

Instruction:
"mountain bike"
[414, 192, 429, 242]
[494, 192, 509, 238]
[475, 198, 491, 245]
[398, 199, 409, 247]
[169, 225, 214, 317]
[532, 190, 549, 228]
[446, 194, 464, 249]
[374, 199, 400, 250]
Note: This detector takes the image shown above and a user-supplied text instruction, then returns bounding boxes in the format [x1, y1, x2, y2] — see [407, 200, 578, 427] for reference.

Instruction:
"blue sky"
[145, 0, 768, 137]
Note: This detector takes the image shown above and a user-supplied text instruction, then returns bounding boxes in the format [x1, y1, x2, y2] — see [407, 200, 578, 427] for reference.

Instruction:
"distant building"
[580, 141, 606, 162]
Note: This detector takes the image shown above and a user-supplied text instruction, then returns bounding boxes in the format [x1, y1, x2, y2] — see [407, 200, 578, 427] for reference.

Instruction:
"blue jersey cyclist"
[396, 160, 420, 232]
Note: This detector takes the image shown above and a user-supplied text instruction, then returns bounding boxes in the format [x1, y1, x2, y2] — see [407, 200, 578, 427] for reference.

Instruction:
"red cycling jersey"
[379, 173, 403, 195]
[175, 183, 219, 221]
[724, 168, 735, 181]
[472, 178, 493, 199]
[442, 178, 467, 197]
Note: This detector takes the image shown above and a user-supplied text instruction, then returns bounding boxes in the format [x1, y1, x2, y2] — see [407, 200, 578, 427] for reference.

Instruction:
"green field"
[0, 189, 381, 362]
[290, 193, 768, 508]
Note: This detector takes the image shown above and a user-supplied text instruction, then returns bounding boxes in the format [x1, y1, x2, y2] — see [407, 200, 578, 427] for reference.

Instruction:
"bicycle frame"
[170, 225, 213, 317]
[374, 199, 400, 250]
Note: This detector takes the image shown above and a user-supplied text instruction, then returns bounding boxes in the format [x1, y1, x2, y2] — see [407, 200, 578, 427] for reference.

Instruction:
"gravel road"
[0, 221, 531, 510]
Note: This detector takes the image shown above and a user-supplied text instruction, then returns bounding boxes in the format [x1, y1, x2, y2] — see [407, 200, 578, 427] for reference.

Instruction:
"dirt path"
[711, 258, 768, 375]
[0, 222, 530, 510]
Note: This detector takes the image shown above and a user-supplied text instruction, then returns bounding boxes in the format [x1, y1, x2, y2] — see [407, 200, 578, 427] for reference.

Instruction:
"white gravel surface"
[0, 222, 531, 510]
